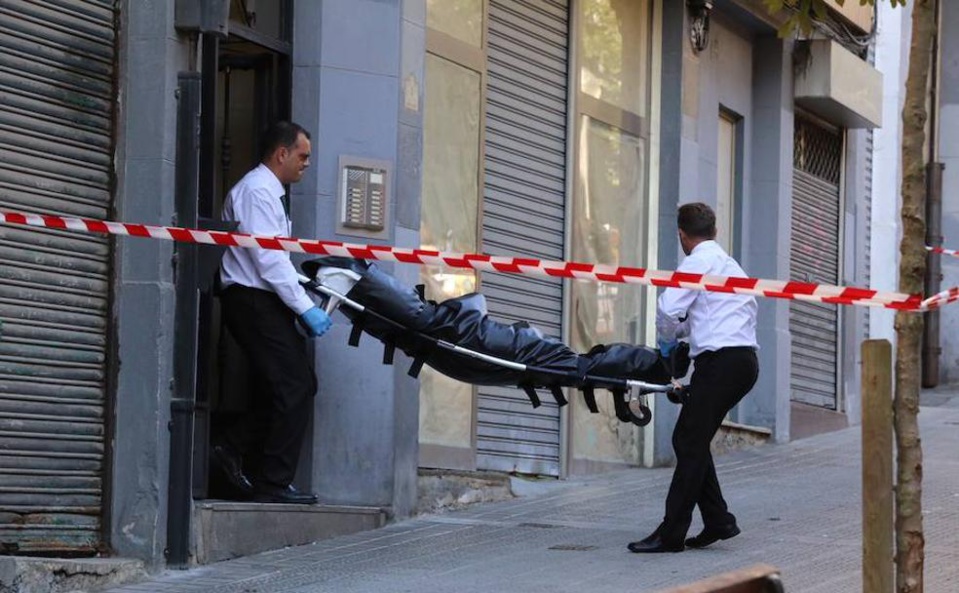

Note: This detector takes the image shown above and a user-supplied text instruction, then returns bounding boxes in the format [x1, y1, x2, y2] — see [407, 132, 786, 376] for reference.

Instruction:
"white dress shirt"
[220, 164, 315, 315]
[656, 240, 758, 358]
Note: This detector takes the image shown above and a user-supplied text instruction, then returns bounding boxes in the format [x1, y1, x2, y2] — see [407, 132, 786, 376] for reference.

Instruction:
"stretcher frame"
[298, 272, 689, 427]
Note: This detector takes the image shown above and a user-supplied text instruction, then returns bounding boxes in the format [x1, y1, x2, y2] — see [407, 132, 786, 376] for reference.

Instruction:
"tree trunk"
[895, 1, 936, 591]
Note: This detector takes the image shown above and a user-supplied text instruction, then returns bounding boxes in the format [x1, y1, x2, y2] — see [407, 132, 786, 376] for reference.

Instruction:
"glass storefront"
[418, 4, 486, 466]
[570, 0, 653, 468]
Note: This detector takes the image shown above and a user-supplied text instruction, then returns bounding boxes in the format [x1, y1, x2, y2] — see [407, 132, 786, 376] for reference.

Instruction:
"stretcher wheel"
[667, 385, 690, 405]
[627, 399, 652, 426]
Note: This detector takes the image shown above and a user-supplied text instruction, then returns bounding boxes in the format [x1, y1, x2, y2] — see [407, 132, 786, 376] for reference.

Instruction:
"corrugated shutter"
[790, 117, 842, 409]
[477, 0, 568, 476]
[0, 0, 116, 553]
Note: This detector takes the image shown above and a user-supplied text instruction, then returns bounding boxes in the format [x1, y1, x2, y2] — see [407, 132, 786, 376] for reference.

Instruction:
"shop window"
[426, 0, 483, 47]
[570, 0, 652, 465]
[571, 0, 651, 356]
[579, 0, 649, 116]
[571, 117, 646, 348]
[418, 3, 486, 465]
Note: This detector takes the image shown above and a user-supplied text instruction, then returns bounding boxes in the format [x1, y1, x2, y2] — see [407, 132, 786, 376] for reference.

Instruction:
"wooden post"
[862, 339, 893, 593]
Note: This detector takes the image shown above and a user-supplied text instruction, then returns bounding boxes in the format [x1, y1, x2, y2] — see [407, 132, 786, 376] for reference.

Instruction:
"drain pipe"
[167, 71, 202, 567]
[922, 0, 943, 388]
[923, 163, 943, 388]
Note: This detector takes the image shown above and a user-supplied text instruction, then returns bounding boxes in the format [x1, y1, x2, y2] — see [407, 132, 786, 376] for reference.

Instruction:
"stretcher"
[298, 257, 691, 426]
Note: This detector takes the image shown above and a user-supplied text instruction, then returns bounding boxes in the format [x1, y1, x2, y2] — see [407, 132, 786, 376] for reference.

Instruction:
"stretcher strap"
[408, 356, 426, 379]
[348, 314, 365, 347]
[382, 341, 395, 365]
[550, 386, 568, 407]
[611, 388, 631, 423]
[581, 386, 599, 414]
[520, 384, 542, 408]
[407, 342, 434, 379]
[349, 324, 364, 347]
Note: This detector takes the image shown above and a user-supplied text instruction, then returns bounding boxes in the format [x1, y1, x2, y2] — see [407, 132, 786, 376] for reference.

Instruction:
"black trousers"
[659, 346, 759, 545]
[219, 285, 317, 488]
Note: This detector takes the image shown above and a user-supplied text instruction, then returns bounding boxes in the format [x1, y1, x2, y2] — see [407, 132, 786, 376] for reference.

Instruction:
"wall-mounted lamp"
[687, 0, 713, 53]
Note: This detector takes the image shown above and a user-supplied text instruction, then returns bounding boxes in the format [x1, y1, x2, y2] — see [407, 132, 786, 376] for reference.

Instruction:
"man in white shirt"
[628, 202, 759, 553]
[214, 121, 331, 505]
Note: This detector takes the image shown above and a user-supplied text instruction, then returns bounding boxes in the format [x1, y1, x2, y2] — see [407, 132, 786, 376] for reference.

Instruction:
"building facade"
[923, 1, 959, 386]
[0, 0, 884, 570]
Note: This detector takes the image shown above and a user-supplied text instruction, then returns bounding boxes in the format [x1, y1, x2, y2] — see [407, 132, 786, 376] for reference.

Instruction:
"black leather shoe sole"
[627, 538, 684, 554]
[252, 487, 318, 505]
[211, 445, 254, 496]
[685, 525, 741, 549]
[253, 494, 319, 504]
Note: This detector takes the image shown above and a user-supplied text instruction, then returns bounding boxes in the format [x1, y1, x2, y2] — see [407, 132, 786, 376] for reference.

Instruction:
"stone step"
[194, 501, 386, 565]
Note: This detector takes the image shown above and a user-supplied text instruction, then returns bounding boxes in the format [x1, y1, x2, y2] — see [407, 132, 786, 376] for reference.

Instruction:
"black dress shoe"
[627, 535, 684, 554]
[253, 483, 318, 504]
[685, 525, 741, 549]
[211, 444, 254, 497]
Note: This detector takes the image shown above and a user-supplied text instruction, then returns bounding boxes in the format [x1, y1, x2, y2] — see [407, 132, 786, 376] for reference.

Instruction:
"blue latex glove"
[300, 306, 332, 337]
[657, 338, 678, 357]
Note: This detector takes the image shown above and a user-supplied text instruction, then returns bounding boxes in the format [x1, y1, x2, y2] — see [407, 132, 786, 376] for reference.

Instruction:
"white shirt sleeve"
[656, 252, 709, 342]
[234, 188, 316, 315]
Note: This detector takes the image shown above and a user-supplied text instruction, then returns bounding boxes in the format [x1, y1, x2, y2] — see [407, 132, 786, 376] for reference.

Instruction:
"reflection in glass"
[418, 53, 482, 451]
[427, 0, 484, 47]
[571, 117, 647, 353]
[579, 0, 648, 116]
[716, 114, 737, 256]
[421, 54, 480, 299]
[570, 117, 647, 464]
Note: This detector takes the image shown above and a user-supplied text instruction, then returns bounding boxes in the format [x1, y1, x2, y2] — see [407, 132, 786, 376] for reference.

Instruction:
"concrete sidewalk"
[106, 394, 959, 593]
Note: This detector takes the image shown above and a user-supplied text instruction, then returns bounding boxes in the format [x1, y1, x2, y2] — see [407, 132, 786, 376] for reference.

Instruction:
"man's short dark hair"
[260, 121, 310, 161]
[677, 202, 717, 240]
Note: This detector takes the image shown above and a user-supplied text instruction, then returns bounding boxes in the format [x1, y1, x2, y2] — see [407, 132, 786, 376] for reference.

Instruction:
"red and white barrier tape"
[922, 286, 959, 309]
[0, 209, 940, 311]
[927, 245, 959, 257]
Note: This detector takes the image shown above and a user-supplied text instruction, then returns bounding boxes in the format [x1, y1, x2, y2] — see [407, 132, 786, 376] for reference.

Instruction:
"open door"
[191, 1, 294, 500]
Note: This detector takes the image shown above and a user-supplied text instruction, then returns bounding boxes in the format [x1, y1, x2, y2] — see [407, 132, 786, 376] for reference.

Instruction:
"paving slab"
[104, 393, 959, 593]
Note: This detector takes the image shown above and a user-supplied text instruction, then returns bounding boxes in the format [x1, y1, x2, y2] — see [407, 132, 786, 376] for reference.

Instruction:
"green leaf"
[812, 0, 829, 20]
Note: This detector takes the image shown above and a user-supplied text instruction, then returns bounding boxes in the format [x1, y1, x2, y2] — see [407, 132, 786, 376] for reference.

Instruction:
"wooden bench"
[656, 564, 784, 593]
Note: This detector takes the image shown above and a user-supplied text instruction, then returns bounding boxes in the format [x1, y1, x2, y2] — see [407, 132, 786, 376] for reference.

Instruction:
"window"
[716, 110, 741, 258]
[418, 1, 486, 464]
[570, 0, 651, 353]
[570, 0, 653, 465]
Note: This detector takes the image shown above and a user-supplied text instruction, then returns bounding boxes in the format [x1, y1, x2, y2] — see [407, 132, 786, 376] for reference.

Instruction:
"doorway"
[192, 1, 294, 500]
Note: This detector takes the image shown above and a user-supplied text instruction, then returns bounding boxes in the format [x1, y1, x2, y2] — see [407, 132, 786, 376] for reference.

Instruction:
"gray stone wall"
[656, 8, 794, 456]
[110, 0, 192, 568]
[743, 35, 793, 441]
[936, 0, 959, 383]
[292, 0, 421, 518]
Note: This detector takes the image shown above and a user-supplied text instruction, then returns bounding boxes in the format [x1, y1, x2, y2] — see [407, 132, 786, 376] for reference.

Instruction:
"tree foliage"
[764, 0, 905, 36]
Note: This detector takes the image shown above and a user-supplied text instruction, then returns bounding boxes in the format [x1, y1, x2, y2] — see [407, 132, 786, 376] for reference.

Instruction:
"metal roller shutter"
[477, 0, 568, 476]
[790, 117, 842, 410]
[0, 0, 116, 553]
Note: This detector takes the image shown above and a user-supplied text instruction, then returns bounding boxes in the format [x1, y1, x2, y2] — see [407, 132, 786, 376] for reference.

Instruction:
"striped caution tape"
[921, 286, 959, 309]
[923, 247, 959, 308]
[927, 245, 959, 257]
[0, 209, 940, 311]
